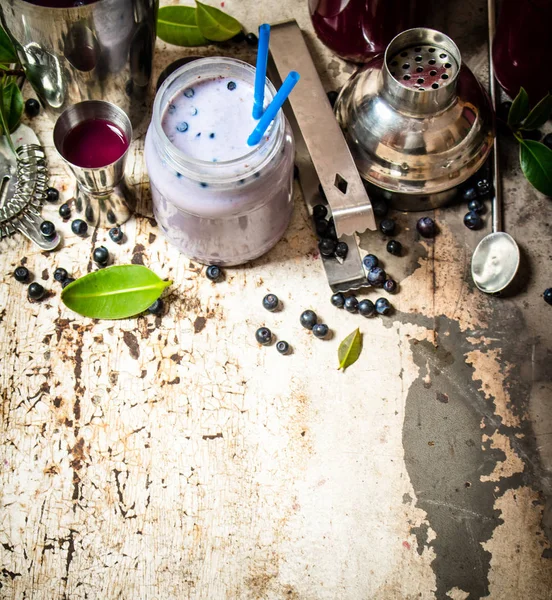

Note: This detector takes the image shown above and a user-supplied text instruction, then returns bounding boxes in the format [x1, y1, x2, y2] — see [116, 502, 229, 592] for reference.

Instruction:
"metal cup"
[53, 100, 135, 227]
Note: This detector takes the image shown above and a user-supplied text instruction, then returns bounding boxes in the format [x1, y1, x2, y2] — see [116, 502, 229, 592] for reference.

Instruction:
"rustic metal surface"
[1, 0, 551, 599]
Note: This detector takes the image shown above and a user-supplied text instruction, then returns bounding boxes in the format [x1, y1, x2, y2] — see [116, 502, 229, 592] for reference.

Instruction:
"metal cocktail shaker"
[0, 0, 158, 127]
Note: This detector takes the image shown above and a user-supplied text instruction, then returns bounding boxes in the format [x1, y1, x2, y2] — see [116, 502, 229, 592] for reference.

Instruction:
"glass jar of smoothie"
[145, 57, 295, 266]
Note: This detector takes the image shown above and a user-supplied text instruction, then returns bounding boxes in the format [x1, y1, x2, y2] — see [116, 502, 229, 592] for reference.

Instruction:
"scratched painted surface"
[1, 0, 552, 598]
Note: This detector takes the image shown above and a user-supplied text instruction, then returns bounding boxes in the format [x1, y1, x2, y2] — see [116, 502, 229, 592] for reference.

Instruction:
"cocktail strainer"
[335, 28, 494, 211]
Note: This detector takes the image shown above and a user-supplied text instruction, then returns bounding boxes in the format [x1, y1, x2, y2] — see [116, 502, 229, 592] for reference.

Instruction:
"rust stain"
[122, 331, 140, 360]
[41, 268, 49, 280]
[131, 243, 146, 265]
[193, 316, 207, 333]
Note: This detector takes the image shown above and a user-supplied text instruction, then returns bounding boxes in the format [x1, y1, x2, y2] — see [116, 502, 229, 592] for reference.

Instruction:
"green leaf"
[61, 265, 172, 319]
[508, 87, 530, 130]
[338, 328, 363, 371]
[0, 26, 17, 65]
[1, 79, 23, 133]
[195, 1, 241, 42]
[522, 93, 552, 131]
[157, 6, 208, 47]
[519, 139, 552, 197]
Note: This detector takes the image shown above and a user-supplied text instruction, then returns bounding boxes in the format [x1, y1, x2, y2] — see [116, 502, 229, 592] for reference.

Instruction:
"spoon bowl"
[471, 232, 520, 294]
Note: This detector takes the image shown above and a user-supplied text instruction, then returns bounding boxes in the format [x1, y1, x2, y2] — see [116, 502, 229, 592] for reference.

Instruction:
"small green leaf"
[522, 93, 552, 131]
[61, 265, 172, 319]
[0, 26, 17, 65]
[1, 79, 23, 133]
[519, 139, 552, 197]
[338, 327, 363, 371]
[508, 87, 530, 130]
[195, 0, 241, 42]
[157, 6, 208, 47]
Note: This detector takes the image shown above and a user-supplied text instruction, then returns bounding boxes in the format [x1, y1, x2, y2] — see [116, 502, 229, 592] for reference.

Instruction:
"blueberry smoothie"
[145, 57, 295, 266]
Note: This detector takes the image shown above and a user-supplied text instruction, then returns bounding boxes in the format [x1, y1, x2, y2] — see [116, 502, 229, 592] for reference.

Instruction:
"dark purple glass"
[23, 0, 98, 6]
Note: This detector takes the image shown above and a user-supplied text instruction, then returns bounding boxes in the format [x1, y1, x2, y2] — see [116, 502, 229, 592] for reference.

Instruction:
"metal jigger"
[53, 101, 135, 227]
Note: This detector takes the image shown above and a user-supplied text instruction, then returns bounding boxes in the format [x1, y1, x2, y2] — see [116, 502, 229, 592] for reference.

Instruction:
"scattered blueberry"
[262, 293, 279, 312]
[335, 241, 349, 260]
[314, 218, 329, 237]
[344, 295, 359, 313]
[416, 216, 436, 238]
[468, 198, 485, 213]
[463, 211, 483, 230]
[209, 133, 215, 139]
[54, 268, 68, 283]
[331, 292, 345, 308]
[312, 204, 328, 220]
[45, 187, 59, 203]
[227, 81, 237, 91]
[276, 340, 290, 355]
[245, 32, 258, 46]
[147, 298, 164, 315]
[109, 227, 124, 244]
[476, 179, 492, 198]
[367, 266, 386, 287]
[383, 279, 398, 294]
[14, 266, 30, 283]
[59, 203, 71, 219]
[371, 198, 389, 218]
[71, 219, 88, 236]
[176, 121, 189, 132]
[363, 254, 379, 270]
[312, 323, 329, 339]
[28, 282, 45, 300]
[93, 246, 109, 266]
[462, 187, 477, 202]
[255, 327, 272, 345]
[232, 30, 246, 43]
[544, 288, 552, 306]
[300, 309, 317, 330]
[183, 88, 194, 98]
[375, 297, 392, 315]
[521, 129, 542, 141]
[206, 265, 222, 281]
[358, 299, 375, 317]
[24, 98, 40, 118]
[62, 277, 75, 289]
[386, 240, 402, 256]
[40, 221, 56, 239]
[327, 90, 338, 107]
[319, 238, 337, 257]
[543, 133, 552, 151]
[380, 218, 396, 236]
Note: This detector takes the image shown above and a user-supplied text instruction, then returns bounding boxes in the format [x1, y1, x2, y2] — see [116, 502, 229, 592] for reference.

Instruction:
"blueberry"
[497, 100, 512, 123]
[543, 133, 552, 151]
[367, 266, 386, 287]
[358, 299, 375, 317]
[28, 282, 45, 300]
[147, 298, 164, 315]
[45, 187, 59, 203]
[476, 179, 492, 198]
[176, 122, 189, 132]
[300, 309, 317, 330]
[344, 295, 359, 313]
[262, 293, 279, 312]
[327, 90, 338, 107]
[62, 277, 75, 289]
[276, 340, 290, 354]
[71, 219, 88, 236]
[24, 98, 40, 118]
[59, 203, 71, 219]
[462, 187, 477, 202]
[314, 218, 329, 237]
[255, 327, 272, 345]
[209, 133, 215, 139]
[331, 292, 345, 308]
[14, 266, 30, 283]
[375, 297, 392, 315]
[40, 221, 56, 239]
[363, 254, 379, 270]
[380, 218, 396, 236]
[54, 268, 68, 283]
[544, 288, 552, 306]
[245, 32, 258, 46]
[371, 198, 388, 218]
[183, 88, 194, 98]
[335, 241, 348, 259]
[463, 211, 483, 230]
[468, 198, 485, 213]
[232, 31, 246, 43]
[109, 227, 124, 243]
[386, 240, 402, 256]
[383, 279, 398, 294]
[312, 204, 328, 220]
[227, 81, 237, 91]
[319, 238, 337, 257]
[93, 246, 109, 266]
[521, 129, 542, 141]
[206, 265, 222, 281]
[416, 217, 436, 238]
[312, 323, 329, 339]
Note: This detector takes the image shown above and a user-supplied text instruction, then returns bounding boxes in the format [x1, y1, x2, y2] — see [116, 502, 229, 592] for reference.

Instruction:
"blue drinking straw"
[252, 24, 271, 120]
[247, 71, 300, 146]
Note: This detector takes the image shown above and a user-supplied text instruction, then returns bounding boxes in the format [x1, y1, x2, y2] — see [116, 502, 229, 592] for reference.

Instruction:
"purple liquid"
[23, 0, 98, 6]
[62, 118, 128, 168]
